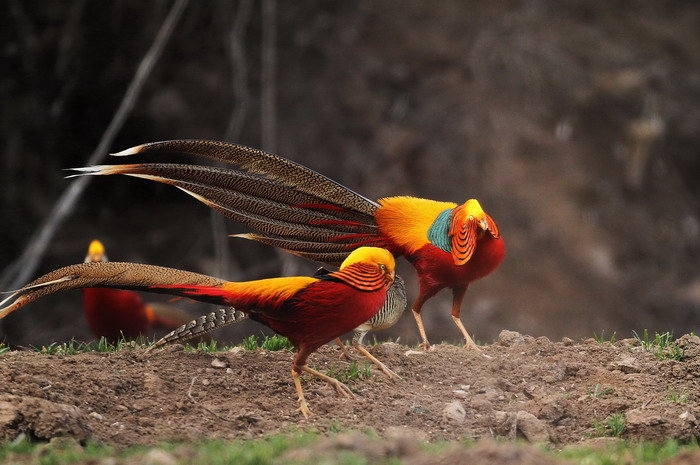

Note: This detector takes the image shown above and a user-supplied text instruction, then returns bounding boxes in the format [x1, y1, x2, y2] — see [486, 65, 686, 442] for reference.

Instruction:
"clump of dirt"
[0, 331, 697, 453]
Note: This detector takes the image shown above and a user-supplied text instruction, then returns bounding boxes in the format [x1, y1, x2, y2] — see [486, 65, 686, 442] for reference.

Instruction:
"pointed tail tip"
[0, 298, 20, 319]
[230, 233, 255, 241]
[111, 144, 146, 157]
[64, 166, 108, 178]
[65, 164, 138, 179]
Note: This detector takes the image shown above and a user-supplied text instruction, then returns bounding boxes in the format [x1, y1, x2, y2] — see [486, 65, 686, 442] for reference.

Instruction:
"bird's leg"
[412, 311, 431, 350]
[289, 348, 354, 417]
[292, 368, 312, 419]
[334, 337, 354, 361]
[300, 365, 355, 398]
[450, 286, 480, 350]
[353, 344, 402, 380]
[350, 328, 400, 379]
[411, 292, 432, 350]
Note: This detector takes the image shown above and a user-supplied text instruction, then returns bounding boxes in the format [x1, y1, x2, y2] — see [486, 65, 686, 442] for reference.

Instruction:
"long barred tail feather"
[110, 139, 378, 215]
[0, 262, 226, 320]
[233, 233, 387, 266]
[70, 140, 384, 265]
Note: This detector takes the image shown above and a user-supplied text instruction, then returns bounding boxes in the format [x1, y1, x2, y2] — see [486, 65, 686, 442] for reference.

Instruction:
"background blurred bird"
[73, 139, 504, 349]
[0, 246, 396, 417]
[82, 239, 196, 342]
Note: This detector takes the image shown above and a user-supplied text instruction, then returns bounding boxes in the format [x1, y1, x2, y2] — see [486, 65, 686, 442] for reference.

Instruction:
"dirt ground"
[0, 331, 697, 463]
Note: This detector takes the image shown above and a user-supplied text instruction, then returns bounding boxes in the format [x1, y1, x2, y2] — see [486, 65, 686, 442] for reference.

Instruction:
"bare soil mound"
[0, 332, 697, 456]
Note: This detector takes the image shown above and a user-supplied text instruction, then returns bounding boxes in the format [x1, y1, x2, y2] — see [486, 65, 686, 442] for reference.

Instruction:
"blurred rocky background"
[1, 0, 698, 347]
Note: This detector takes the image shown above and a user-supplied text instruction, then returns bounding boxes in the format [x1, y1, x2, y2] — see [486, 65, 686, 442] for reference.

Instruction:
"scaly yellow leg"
[300, 365, 355, 398]
[412, 309, 431, 350]
[354, 345, 402, 380]
[451, 315, 480, 350]
[335, 337, 354, 361]
[450, 286, 480, 350]
[292, 369, 312, 419]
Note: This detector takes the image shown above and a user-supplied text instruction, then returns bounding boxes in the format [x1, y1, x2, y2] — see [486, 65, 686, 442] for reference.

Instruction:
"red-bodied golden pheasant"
[0, 246, 395, 417]
[83, 239, 196, 342]
[72, 139, 504, 349]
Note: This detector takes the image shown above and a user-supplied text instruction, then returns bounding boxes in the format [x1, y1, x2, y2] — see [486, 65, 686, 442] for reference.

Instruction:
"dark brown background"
[1, 1, 698, 347]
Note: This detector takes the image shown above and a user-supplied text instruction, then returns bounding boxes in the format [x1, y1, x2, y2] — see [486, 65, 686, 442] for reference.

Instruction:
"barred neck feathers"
[329, 246, 395, 291]
[375, 196, 457, 254]
[425, 198, 501, 266]
[220, 276, 317, 308]
[327, 262, 387, 291]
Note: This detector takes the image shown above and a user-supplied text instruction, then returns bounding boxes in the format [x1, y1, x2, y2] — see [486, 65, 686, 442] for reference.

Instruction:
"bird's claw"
[354, 345, 401, 381]
[418, 341, 435, 351]
[327, 379, 355, 398]
[297, 398, 312, 418]
[377, 365, 402, 381]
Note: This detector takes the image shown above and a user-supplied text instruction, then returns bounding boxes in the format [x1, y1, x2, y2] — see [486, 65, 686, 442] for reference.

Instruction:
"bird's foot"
[417, 341, 435, 351]
[335, 338, 355, 361]
[375, 363, 402, 380]
[355, 346, 402, 381]
[338, 349, 355, 362]
[300, 365, 355, 398]
[462, 341, 482, 351]
[327, 378, 355, 398]
[297, 397, 312, 419]
[292, 369, 312, 418]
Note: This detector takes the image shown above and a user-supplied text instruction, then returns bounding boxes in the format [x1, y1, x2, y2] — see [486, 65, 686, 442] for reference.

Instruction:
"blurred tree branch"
[210, 0, 254, 279]
[0, 0, 190, 292]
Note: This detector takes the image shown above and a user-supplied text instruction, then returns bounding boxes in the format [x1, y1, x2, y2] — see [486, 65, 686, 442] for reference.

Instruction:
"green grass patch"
[261, 334, 294, 351]
[593, 331, 617, 344]
[633, 330, 685, 361]
[325, 361, 372, 384]
[0, 432, 698, 465]
[240, 334, 261, 350]
[665, 389, 691, 404]
[239, 334, 293, 351]
[183, 334, 292, 353]
[591, 413, 626, 438]
[14, 333, 295, 355]
[183, 339, 224, 352]
[28, 336, 136, 355]
[561, 438, 697, 465]
[589, 384, 614, 398]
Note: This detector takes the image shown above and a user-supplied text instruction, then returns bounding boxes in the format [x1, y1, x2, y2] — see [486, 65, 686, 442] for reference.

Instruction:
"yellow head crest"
[85, 240, 108, 263]
[340, 247, 395, 272]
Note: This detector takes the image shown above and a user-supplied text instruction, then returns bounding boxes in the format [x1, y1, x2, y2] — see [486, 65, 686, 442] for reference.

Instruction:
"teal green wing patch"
[427, 208, 452, 253]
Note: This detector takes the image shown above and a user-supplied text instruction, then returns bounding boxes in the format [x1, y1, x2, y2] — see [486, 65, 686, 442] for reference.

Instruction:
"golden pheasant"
[0, 246, 396, 417]
[316, 268, 406, 378]
[72, 139, 504, 349]
[147, 271, 406, 379]
[83, 239, 196, 342]
[146, 268, 407, 379]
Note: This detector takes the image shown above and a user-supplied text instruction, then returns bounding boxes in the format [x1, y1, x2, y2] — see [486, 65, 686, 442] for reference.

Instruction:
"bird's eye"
[379, 264, 386, 271]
